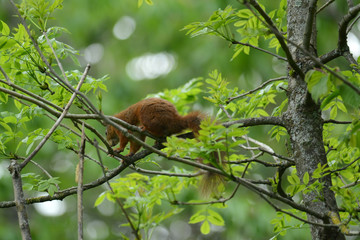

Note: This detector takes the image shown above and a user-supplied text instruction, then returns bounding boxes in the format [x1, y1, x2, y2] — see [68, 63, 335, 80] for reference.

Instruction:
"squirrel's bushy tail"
[198, 151, 225, 198]
[199, 171, 224, 198]
[182, 111, 225, 198]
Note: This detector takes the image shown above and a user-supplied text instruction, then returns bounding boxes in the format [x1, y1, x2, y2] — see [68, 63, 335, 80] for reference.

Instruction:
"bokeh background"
[0, 0, 358, 239]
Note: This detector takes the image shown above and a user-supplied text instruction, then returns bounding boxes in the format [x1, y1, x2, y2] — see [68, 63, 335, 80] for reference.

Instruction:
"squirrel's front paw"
[114, 147, 124, 153]
[108, 148, 124, 156]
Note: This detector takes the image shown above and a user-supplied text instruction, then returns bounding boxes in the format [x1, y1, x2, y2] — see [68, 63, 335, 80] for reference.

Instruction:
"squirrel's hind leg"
[128, 134, 146, 156]
[114, 133, 129, 153]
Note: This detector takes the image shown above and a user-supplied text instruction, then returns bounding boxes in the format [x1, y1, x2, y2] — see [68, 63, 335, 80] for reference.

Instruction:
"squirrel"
[106, 97, 223, 198]
[106, 97, 203, 156]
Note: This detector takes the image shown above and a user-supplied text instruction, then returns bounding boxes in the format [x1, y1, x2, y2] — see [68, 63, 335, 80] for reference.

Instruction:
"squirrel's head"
[106, 125, 120, 147]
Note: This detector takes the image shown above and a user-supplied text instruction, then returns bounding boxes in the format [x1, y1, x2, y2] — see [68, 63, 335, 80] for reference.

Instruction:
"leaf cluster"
[305, 69, 360, 113]
[95, 172, 195, 239]
[182, 1, 287, 60]
[22, 172, 60, 196]
[188, 204, 225, 235]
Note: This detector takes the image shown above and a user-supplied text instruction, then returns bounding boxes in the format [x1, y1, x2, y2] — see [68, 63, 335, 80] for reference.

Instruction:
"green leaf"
[237, 9, 253, 18]
[305, 70, 330, 101]
[330, 106, 337, 119]
[200, 220, 211, 235]
[94, 192, 106, 207]
[49, 0, 63, 12]
[338, 84, 360, 109]
[189, 212, 206, 224]
[38, 181, 50, 191]
[320, 90, 339, 109]
[23, 183, 34, 191]
[3, 116, 17, 124]
[303, 172, 309, 185]
[0, 20, 10, 35]
[0, 122, 12, 132]
[47, 185, 57, 197]
[287, 174, 300, 185]
[208, 209, 225, 226]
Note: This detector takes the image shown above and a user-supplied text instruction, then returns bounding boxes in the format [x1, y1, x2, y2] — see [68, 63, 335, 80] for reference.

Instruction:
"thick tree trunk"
[285, 1, 345, 239]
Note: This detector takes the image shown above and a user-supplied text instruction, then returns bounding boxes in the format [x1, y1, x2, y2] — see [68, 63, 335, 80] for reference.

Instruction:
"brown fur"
[106, 98, 204, 156]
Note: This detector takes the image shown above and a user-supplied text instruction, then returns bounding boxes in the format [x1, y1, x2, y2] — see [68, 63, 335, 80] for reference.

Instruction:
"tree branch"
[338, 4, 360, 70]
[19, 64, 90, 170]
[317, 0, 335, 14]
[285, 37, 360, 95]
[323, 119, 352, 125]
[228, 157, 293, 168]
[303, 0, 318, 51]
[94, 140, 141, 240]
[243, 0, 305, 78]
[8, 161, 32, 240]
[76, 124, 85, 240]
[132, 166, 201, 178]
[232, 175, 326, 220]
[259, 193, 342, 228]
[231, 40, 287, 61]
[226, 76, 287, 104]
[223, 116, 286, 128]
[319, 49, 341, 64]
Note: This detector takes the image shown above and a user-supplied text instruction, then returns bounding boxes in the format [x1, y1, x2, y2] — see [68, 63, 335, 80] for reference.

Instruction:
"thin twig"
[243, 0, 305, 78]
[258, 193, 340, 228]
[0, 65, 12, 84]
[323, 119, 352, 124]
[232, 175, 325, 220]
[30, 160, 60, 191]
[93, 139, 141, 240]
[9, 0, 98, 116]
[227, 158, 293, 168]
[330, 156, 360, 174]
[231, 40, 287, 61]
[43, 31, 69, 83]
[132, 166, 201, 178]
[226, 76, 287, 103]
[77, 123, 85, 240]
[19, 64, 90, 170]
[223, 116, 286, 128]
[346, 14, 360, 34]
[285, 35, 360, 94]
[317, 0, 335, 13]
[340, 178, 360, 189]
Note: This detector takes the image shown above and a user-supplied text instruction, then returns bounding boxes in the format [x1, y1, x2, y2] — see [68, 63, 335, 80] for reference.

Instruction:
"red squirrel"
[106, 97, 223, 197]
[106, 98, 204, 156]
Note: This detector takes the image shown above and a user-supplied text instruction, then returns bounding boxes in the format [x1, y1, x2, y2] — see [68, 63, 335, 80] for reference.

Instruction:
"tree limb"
[338, 4, 360, 70]
[19, 64, 90, 170]
[94, 140, 141, 240]
[317, 0, 335, 14]
[231, 40, 287, 61]
[303, 0, 318, 51]
[226, 76, 287, 104]
[223, 116, 286, 128]
[243, 0, 305, 78]
[8, 161, 32, 240]
[76, 124, 85, 240]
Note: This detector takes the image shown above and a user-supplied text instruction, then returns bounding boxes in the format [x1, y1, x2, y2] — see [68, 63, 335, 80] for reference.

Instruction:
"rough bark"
[9, 161, 32, 240]
[285, 1, 345, 239]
